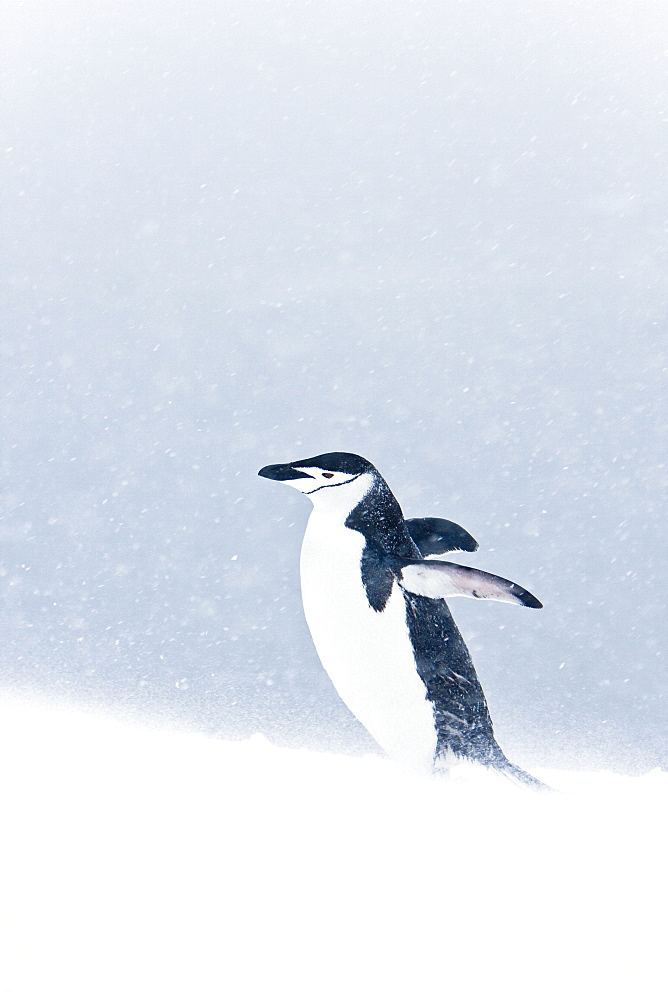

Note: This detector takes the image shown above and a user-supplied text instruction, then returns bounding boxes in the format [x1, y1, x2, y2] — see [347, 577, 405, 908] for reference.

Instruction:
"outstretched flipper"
[406, 517, 478, 556]
[396, 558, 543, 609]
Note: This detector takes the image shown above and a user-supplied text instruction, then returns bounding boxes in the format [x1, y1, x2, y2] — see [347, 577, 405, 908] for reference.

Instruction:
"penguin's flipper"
[396, 559, 542, 609]
[405, 517, 478, 556]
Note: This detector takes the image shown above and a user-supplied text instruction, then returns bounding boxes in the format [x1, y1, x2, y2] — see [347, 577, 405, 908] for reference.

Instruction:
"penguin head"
[259, 452, 377, 511]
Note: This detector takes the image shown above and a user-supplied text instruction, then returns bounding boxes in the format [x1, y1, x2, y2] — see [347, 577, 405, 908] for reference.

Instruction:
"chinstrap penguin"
[259, 452, 546, 789]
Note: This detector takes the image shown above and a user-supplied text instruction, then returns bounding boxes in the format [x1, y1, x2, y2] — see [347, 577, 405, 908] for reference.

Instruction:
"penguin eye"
[322, 472, 334, 479]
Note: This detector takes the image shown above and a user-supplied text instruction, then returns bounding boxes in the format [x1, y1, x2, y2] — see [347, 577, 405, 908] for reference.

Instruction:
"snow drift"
[0, 695, 664, 999]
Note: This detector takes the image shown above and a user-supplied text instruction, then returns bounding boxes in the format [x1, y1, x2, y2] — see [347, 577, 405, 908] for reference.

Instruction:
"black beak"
[258, 463, 315, 482]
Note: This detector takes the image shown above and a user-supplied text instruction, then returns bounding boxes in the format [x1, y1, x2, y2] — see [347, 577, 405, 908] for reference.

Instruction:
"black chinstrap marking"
[304, 471, 365, 495]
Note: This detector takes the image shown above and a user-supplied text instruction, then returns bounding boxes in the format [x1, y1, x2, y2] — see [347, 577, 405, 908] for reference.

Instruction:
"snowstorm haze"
[1, 1, 666, 771]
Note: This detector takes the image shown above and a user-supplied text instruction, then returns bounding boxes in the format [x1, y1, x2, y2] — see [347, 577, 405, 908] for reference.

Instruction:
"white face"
[283, 468, 375, 517]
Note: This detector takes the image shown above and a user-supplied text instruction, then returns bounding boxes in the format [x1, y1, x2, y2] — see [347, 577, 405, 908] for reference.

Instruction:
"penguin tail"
[435, 744, 552, 792]
[494, 758, 553, 793]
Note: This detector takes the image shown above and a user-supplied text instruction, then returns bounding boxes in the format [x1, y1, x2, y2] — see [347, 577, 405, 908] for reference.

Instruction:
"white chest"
[299, 512, 437, 772]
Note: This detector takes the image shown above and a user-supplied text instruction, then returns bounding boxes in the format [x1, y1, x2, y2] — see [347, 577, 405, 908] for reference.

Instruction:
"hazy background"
[1, 0, 665, 772]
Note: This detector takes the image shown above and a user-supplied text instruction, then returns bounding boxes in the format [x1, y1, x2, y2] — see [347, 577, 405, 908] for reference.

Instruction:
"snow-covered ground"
[1, 4, 664, 995]
[0, 695, 664, 1000]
